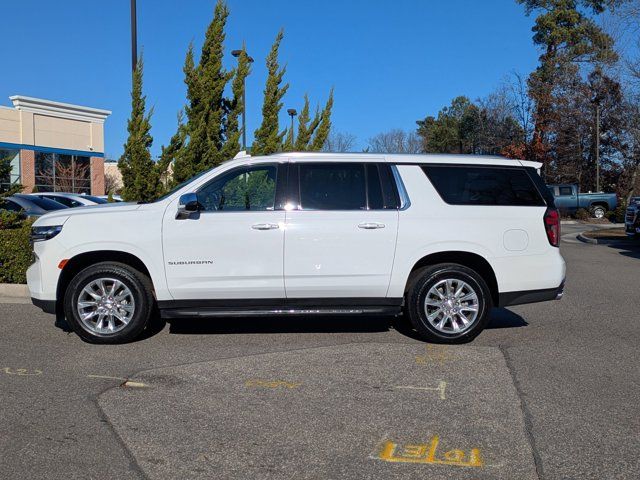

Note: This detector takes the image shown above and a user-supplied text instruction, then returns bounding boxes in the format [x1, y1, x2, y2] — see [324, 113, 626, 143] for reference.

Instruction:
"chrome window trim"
[390, 164, 411, 210]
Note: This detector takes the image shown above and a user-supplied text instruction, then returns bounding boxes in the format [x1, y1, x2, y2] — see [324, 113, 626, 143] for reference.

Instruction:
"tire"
[591, 205, 606, 219]
[63, 262, 155, 344]
[405, 263, 492, 343]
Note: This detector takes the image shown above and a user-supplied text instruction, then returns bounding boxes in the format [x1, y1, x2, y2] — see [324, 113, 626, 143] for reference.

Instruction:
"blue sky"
[1, 0, 540, 158]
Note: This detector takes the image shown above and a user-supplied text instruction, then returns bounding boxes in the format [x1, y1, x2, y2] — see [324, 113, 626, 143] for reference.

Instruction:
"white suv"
[27, 153, 566, 344]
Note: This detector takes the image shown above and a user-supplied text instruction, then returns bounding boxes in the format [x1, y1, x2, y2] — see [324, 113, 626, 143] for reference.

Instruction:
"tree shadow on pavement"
[486, 308, 528, 329]
[609, 242, 640, 260]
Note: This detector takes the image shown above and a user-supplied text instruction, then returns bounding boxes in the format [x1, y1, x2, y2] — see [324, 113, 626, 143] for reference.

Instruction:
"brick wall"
[90, 156, 105, 195]
[19, 149, 35, 193]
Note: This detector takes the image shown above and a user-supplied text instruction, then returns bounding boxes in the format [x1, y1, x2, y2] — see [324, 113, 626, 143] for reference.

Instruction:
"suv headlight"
[31, 225, 63, 242]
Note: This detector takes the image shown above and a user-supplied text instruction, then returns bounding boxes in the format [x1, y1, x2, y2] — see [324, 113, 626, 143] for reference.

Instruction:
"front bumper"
[31, 297, 57, 314]
[625, 223, 640, 236]
[498, 279, 565, 308]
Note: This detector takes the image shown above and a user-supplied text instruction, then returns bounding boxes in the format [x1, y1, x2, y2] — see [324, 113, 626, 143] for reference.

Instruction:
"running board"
[160, 306, 401, 319]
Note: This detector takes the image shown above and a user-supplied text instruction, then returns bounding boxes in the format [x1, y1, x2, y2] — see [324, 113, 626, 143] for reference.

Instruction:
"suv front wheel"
[406, 263, 492, 343]
[64, 262, 155, 344]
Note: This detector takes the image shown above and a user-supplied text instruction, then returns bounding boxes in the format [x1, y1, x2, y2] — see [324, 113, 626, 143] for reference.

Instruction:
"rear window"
[21, 196, 68, 210]
[422, 165, 545, 207]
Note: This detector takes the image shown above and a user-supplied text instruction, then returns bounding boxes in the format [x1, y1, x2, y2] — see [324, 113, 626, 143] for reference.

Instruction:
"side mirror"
[176, 192, 200, 219]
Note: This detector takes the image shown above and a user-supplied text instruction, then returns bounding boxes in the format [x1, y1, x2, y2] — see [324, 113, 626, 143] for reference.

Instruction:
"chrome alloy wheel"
[424, 278, 479, 334]
[76, 278, 135, 334]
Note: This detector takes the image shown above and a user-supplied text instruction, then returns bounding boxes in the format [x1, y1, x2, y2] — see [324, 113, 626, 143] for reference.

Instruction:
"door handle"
[358, 222, 385, 229]
[251, 223, 280, 230]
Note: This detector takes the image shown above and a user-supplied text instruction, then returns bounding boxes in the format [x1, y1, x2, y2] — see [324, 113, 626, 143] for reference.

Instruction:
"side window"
[299, 163, 366, 210]
[558, 186, 573, 196]
[422, 165, 546, 207]
[197, 165, 277, 212]
[48, 196, 74, 208]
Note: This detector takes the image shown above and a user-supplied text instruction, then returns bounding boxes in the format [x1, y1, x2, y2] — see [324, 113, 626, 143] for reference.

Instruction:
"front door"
[284, 162, 399, 298]
[162, 163, 286, 300]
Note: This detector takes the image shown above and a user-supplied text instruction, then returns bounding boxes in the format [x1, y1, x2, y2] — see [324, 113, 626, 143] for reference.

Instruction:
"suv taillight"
[544, 208, 560, 247]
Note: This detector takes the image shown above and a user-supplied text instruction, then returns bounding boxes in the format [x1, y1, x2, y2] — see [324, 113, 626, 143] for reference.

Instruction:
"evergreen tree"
[253, 30, 289, 155]
[282, 126, 294, 151]
[294, 95, 320, 151]
[0, 156, 21, 197]
[118, 56, 159, 202]
[172, 45, 197, 183]
[310, 89, 334, 151]
[173, 0, 231, 182]
[158, 111, 186, 191]
[221, 45, 251, 159]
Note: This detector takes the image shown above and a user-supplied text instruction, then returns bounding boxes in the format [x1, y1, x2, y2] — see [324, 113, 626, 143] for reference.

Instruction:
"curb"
[0, 283, 30, 298]
[576, 233, 636, 245]
[576, 234, 598, 244]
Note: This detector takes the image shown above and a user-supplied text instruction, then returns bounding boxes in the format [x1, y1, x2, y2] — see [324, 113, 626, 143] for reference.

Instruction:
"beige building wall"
[0, 107, 21, 144]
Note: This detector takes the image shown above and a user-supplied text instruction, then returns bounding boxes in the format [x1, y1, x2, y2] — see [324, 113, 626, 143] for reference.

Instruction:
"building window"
[0, 149, 20, 193]
[35, 152, 91, 193]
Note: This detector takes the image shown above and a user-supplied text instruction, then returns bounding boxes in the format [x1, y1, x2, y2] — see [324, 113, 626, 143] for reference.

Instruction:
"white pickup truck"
[27, 152, 566, 344]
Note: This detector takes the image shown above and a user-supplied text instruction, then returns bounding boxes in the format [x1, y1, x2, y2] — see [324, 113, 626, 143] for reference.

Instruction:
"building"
[104, 159, 123, 193]
[0, 95, 111, 195]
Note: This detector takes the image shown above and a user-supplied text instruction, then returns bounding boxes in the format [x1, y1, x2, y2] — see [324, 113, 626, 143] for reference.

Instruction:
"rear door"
[283, 161, 399, 298]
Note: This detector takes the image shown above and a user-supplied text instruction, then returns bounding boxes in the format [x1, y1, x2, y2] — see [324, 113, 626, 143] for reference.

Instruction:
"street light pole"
[231, 48, 254, 151]
[595, 103, 600, 192]
[130, 0, 137, 73]
[287, 109, 297, 145]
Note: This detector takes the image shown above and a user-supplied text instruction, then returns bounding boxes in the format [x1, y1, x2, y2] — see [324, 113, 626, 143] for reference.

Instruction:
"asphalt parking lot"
[1, 224, 638, 480]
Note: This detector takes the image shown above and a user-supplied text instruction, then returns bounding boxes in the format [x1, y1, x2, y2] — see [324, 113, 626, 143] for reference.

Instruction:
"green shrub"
[0, 210, 24, 229]
[575, 208, 590, 220]
[0, 220, 32, 284]
[607, 203, 627, 224]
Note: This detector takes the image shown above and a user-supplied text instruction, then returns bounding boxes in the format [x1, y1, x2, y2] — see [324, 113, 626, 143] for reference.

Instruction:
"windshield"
[151, 167, 213, 203]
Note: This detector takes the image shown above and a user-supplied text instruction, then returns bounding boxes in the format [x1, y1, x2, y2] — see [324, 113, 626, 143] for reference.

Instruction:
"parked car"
[28, 152, 566, 344]
[547, 184, 617, 219]
[625, 197, 640, 237]
[29, 192, 108, 208]
[1, 194, 68, 217]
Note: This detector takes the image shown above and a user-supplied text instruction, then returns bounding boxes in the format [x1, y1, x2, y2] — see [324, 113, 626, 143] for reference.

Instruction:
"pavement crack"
[89, 386, 150, 480]
[500, 344, 545, 480]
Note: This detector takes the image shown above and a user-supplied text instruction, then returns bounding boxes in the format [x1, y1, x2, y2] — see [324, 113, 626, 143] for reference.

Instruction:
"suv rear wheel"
[406, 263, 492, 343]
[63, 262, 155, 344]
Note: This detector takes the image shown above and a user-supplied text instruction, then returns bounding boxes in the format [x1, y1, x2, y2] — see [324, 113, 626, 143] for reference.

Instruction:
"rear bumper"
[498, 279, 565, 308]
[31, 297, 57, 314]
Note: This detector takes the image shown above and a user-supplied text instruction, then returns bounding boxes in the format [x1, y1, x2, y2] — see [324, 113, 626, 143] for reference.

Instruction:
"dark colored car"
[0, 194, 69, 217]
[625, 197, 640, 238]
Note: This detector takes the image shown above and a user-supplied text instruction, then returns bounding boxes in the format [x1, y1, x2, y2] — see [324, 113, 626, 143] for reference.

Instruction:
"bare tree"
[322, 131, 357, 152]
[506, 72, 535, 145]
[104, 171, 121, 195]
[37, 160, 89, 193]
[367, 129, 422, 154]
[609, 1, 640, 200]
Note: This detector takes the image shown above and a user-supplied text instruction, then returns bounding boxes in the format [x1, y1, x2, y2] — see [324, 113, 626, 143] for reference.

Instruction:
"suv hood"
[33, 202, 142, 227]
